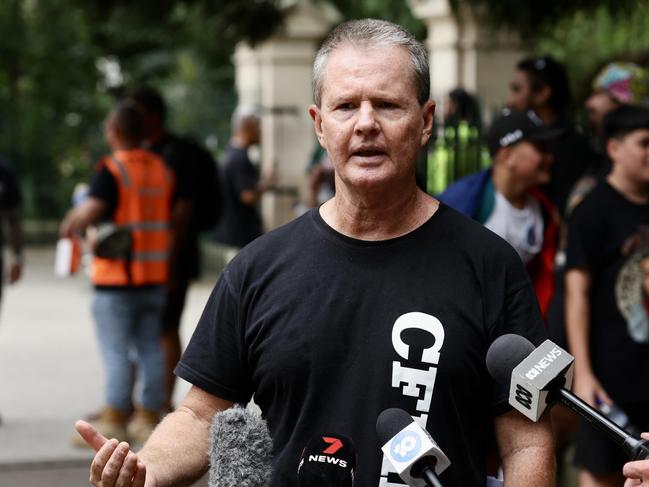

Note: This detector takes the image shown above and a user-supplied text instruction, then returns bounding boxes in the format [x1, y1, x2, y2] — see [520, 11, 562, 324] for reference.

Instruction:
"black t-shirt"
[214, 146, 262, 248]
[565, 181, 649, 403]
[177, 205, 547, 487]
[0, 157, 22, 250]
[151, 133, 215, 279]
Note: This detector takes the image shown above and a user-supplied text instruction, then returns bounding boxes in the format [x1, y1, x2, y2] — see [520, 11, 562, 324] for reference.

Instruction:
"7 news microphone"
[376, 408, 450, 487]
[208, 405, 273, 487]
[486, 333, 649, 461]
[297, 433, 357, 486]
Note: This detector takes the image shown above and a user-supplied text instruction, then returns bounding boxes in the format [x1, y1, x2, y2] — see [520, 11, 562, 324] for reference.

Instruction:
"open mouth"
[353, 150, 385, 157]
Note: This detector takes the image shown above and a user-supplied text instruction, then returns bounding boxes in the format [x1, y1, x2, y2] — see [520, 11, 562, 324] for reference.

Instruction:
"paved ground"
[0, 245, 214, 486]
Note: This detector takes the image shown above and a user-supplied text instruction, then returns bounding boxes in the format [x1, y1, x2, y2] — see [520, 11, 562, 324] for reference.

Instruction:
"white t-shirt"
[484, 191, 544, 264]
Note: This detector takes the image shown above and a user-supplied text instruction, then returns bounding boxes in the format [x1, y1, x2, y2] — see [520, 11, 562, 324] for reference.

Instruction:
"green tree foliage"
[2, 0, 648, 220]
[461, 0, 640, 39]
[536, 2, 649, 106]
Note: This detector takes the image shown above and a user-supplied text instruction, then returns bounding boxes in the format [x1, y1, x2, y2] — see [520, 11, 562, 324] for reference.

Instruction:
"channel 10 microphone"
[376, 408, 450, 487]
[297, 433, 357, 486]
[486, 334, 649, 461]
[209, 405, 273, 487]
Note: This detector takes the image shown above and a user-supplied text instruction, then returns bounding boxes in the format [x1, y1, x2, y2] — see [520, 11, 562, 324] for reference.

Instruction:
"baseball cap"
[592, 62, 649, 106]
[486, 109, 563, 155]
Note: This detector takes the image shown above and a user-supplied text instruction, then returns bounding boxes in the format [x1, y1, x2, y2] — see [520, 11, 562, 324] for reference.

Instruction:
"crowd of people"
[1, 14, 648, 487]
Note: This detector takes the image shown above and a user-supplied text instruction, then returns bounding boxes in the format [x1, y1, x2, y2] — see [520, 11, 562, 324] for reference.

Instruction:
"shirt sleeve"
[0, 163, 22, 209]
[89, 161, 118, 219]
[175, 268, 254, 404]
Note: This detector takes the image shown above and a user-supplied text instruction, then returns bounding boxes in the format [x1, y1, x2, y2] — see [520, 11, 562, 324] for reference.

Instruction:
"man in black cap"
[440, 109, 562, 318]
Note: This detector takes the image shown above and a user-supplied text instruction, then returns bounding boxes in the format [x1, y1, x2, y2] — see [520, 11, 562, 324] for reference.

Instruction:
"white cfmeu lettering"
[525, 347, 562, 380]
[382, 313, 445, 487]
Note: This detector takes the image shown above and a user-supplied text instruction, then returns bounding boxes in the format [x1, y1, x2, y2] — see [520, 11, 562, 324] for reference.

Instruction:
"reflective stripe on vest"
[91, 149, 174, 286]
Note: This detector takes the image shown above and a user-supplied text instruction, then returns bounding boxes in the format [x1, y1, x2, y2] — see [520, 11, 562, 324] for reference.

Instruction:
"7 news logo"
[322, 437, 343, 454]
[304, 436, 349, 469]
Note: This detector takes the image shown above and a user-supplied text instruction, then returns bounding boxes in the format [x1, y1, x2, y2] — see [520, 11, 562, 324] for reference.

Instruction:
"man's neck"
[607, 171, 649, 205]
[534, 106, 558, 127]
[143, 128, 166, 148]
[319, 182, 438, 241]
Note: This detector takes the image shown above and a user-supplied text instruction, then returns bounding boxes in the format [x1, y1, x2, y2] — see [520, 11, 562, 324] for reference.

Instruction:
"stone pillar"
[408, 0, 530, 123]
[233, 0, 340, 231]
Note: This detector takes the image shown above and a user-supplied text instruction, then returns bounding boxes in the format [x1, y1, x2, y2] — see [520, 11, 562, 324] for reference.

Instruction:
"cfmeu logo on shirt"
[390, 430, 422, 462]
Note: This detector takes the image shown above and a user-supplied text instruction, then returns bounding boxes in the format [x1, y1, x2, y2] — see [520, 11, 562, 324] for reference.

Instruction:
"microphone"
[376, 408, 450, 487]
[297, 433, 357, 486]
[209, 405, 273, 487]
[486, 334, 649, 461]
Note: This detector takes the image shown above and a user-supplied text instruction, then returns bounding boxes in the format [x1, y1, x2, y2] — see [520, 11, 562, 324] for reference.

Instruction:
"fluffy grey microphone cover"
[209, 405, 273, 487]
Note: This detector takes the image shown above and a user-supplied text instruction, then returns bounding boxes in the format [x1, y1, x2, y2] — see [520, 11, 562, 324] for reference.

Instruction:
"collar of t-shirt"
[484, 191, 544, 264]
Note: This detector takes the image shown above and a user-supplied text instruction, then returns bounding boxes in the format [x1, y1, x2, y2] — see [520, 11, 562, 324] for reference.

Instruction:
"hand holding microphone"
[624, 434, 649, 487]
[486, 334, 649, 461]
[376, 408, 450, 487]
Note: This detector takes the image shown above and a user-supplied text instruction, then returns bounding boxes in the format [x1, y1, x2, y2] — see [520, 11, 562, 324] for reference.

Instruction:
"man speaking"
[75, 19, 554, 487]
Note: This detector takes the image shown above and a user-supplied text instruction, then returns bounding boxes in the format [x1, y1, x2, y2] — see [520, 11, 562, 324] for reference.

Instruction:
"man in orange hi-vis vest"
[60, 101, 174, 447]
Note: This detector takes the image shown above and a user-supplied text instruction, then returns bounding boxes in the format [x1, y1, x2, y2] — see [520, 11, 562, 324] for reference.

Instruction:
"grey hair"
[231, 104, 260, 131]
[312, 18, 430, 107]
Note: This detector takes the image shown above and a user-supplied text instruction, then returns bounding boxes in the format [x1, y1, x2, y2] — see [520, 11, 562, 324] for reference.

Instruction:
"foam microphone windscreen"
[375, 408, 413, 445]
[485, 333, 535, 386]
[209, 405, 273, 487]
[297, 433, 357, 487]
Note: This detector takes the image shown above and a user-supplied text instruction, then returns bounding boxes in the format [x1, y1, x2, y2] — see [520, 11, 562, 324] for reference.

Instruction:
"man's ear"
[308, 104, 326, 149]
[606, 137, 620, 162]
[420, 99, 436, 147]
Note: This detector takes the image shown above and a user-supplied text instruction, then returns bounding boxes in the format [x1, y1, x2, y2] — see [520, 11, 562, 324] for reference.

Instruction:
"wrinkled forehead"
[320, 43, 417, 95]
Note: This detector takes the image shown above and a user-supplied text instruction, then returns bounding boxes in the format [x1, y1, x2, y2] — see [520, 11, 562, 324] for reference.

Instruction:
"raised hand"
[75, 420, 155, 487]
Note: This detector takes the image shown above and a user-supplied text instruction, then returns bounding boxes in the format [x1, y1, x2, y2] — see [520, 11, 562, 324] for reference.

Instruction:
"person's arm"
[239, 169, 276, 206]
[624, 434, 649, 486]
[76, 385, 234, 487]
[565, 268, 612, 407]
[495, 410, 555, 486]
[59, 197, 107, 238]
[6, 206, 23, 283]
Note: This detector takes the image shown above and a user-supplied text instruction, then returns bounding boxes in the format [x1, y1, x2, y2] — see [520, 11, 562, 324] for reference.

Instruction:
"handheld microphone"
[376, 408, 450, 487]
[209, 405, 273, 487]
[486, 334, 649, 461]
[297, 433, 357, 486]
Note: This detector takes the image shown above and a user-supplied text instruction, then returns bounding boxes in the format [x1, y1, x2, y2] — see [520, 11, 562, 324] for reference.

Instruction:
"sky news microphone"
[376, 408, 450, 487]
[297, 433, 357, 486]
[486, 333, 649, 461]
[209, 405, 273, 487]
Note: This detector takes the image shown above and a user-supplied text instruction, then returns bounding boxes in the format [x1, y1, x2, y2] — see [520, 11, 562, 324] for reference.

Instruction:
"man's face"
[506, 140, 553, 187]
[308, 44, 435, 192]
[608, 129, 649, 185]
[585, 91, 620, 136]
[506, 70, 534, 111]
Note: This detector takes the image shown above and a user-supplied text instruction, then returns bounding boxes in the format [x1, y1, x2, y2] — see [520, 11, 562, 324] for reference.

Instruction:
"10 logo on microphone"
[390, 430, 422, 462]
